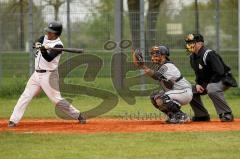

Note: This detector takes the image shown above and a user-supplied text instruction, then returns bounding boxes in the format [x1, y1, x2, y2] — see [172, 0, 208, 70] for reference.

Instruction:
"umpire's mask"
[185, 34, 204, 54]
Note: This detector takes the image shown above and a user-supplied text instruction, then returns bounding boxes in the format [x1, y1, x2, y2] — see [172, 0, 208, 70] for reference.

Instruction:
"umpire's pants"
[190, 81, 232, 117]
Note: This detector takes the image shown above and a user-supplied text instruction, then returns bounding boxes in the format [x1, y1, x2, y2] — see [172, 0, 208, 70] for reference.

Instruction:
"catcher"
[132, 45, 193, 123]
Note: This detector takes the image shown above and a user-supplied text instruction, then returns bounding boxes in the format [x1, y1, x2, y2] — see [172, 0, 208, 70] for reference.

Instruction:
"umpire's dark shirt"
[190, 46, 225, 87]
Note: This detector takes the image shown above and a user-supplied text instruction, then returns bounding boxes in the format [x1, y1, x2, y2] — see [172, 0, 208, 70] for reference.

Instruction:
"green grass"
[0, 51, 238, 78]
[0, 131, 240, 159]
[0, 75, 239, 97]
[0, 91, 238, 159]
[0, 94, 239, 119]
[0, 88, 239, 159]
[0, 52, 239, 159]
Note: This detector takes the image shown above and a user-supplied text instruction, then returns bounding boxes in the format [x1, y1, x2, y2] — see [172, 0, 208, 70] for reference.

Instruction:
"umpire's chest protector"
[190, 49, 212, 83]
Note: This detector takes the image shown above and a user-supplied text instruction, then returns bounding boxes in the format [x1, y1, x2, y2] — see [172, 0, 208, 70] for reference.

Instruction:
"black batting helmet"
[44, 21, 63, 36]
[150, 45, 170, 57]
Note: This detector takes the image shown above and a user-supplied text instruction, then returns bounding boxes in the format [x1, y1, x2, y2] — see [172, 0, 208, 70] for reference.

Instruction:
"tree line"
[0, 0, 237, 52]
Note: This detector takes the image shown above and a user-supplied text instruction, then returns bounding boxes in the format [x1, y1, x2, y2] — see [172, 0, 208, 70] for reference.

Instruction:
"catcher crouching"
[132, 45, 193, 124]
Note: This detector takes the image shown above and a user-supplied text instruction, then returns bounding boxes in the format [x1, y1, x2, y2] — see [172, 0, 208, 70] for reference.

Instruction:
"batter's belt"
[35, 70, 55, 73]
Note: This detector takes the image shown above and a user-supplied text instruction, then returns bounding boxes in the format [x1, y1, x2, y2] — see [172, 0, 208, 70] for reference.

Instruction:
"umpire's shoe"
[78, 113, 86, 124]
[219, 112, 234, 122]
[8, 121, 17, 128]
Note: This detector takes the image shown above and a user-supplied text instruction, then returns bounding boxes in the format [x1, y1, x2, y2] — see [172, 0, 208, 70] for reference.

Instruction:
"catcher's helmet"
[44, 21, 62, 36]
[150, 45, 170, 56]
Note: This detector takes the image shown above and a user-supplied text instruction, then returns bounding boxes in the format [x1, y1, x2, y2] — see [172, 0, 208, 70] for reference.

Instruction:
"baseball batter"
[132, 46, 192, 123]
[8, 21, 86, 127]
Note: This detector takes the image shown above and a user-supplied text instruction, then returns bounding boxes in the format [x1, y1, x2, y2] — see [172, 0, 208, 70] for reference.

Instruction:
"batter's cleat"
[78, 114, 86, 124]
[8, 121, 17, 128]
[219, 112, 234, 122]
[191, 115, 210, 122]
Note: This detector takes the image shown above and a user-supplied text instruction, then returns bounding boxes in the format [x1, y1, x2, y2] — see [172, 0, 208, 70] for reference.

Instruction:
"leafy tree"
[4, 0, 28, 50]
[127, 0, 164, 49]
[219, 0, 237, 48]
[0, 0, 44, 51]
[145, 0, 164, 50]
[43, 0, 66, 21]
[177, 0, 237, 49]
[127, 0, 140, 48]
[68, 0, 115, 50]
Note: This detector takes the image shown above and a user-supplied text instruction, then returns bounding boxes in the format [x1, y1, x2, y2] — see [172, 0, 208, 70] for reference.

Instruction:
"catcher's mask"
[185, 34, 204, 54]
[150, 45, 170, 62]
[150, 45, 170, 56]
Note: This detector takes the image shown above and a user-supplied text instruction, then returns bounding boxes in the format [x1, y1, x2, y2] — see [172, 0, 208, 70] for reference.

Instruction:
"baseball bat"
[48, 47, 84, 54]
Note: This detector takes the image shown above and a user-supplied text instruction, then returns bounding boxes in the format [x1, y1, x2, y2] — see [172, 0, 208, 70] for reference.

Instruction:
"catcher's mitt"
[132, 48, 144, 67]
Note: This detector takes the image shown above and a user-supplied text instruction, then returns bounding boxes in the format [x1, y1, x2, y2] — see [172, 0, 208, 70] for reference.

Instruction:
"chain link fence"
[0, 0, 238, 89]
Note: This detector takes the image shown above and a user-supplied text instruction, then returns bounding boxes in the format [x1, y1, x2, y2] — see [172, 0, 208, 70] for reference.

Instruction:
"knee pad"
[150, 99, 158, 109]
[160, 95, 181, 113]
[150, 90, 160, 100]
[150, 92, 181, 115]
[150, 91, 164, 109]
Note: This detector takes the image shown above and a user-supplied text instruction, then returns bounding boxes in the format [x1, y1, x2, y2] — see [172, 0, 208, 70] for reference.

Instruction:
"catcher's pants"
[9, 70, 80, 124]
[164, 88, 193, 106]
[190, 81, 232, 117]
[152, 88, 193, 106]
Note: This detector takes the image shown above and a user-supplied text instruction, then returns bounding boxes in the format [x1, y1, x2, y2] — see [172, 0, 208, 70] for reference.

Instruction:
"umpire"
[185, 33, 237, 122]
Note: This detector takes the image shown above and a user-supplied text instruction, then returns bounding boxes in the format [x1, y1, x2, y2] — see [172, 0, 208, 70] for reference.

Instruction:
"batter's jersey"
[157, 62, 191, 91]
[35, 35, 63, 70]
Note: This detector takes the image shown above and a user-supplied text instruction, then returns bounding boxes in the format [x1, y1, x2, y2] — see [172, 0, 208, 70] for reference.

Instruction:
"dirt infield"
[1, 119, 240, 133]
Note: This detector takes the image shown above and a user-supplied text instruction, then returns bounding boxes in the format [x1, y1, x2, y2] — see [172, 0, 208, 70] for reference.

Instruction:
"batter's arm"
[41, 44, 63, 62]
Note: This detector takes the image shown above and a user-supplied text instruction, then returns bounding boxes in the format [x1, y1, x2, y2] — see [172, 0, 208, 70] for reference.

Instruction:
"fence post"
[67, 0, 71, 48]
[28, 0, 34, 76]
[238, 0, 240, 87]
[140, 0, 145, 91]
[66, 0, 71, 78]
[0, 20, 2, 84]
[114, 0, 123, 89]
[195, 0, 199, 33]
[215, 0, 220, 54]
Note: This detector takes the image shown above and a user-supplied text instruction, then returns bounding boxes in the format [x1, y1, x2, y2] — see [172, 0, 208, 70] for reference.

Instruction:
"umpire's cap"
[44, 21, 62, 36]
[150, 45, 170, 57]
[185, 33, 204, 43]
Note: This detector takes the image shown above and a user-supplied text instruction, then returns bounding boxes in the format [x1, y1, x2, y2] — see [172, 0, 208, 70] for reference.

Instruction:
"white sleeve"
[162, 63, 181, 81]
